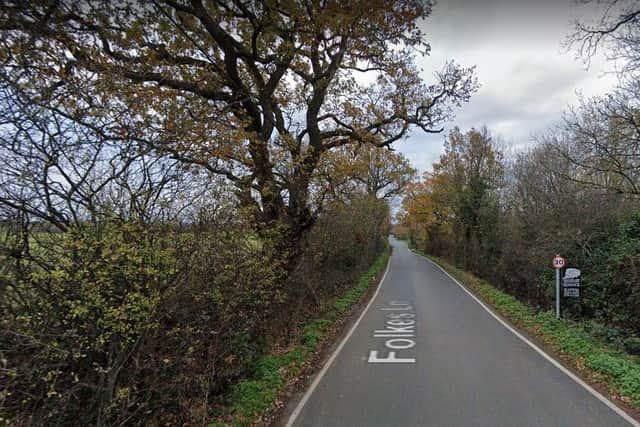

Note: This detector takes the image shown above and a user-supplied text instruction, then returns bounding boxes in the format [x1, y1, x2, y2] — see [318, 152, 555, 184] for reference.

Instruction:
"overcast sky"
[396, 0, 619, 173]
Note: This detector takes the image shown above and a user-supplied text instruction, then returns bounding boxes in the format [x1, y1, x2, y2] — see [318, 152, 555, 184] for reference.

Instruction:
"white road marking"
[413, 249, 640, 427]
[368, 302, 417, 362]
[284, 252, 392, 427]
[367, 350, 415, 363]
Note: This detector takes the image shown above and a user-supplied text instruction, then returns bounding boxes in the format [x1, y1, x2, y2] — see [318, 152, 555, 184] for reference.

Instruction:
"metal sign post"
[552, 255, 566, 319]
[555, 268, 560, 319]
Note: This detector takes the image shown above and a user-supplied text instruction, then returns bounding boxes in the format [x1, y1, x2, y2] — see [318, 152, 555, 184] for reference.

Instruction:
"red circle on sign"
[552, 255, 566, 269]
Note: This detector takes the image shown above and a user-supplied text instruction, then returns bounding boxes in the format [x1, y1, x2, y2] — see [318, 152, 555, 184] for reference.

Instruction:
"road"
[286, 237, 636, 427]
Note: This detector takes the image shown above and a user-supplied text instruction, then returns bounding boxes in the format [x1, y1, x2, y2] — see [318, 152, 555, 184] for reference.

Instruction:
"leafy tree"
[429, 127, 504, 269]
[316, 143, 416, 205]
[0, 0, 476, 264]
[400, 127, 504, 269]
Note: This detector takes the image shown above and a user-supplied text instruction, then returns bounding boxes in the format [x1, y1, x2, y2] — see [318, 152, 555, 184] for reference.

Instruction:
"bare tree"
[568, 0, 640, 79]
[560, 1, 640, 196]
[539, 89, 640, 197]
[0, 80, 211, 228]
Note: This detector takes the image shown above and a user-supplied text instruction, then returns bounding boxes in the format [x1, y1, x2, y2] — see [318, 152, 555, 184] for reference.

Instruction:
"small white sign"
[564, 268, 581, 279]
[563, 288, 580, 298]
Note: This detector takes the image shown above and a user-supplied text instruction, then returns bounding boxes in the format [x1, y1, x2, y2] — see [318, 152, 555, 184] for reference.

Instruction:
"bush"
[1, 195, 390, 424]
[624, 337, 640, 356]
[285, 195, 388, 319]
[1, 223, 175, 424]
[0, 221, 288, 424]
[608, 211, 640, 333]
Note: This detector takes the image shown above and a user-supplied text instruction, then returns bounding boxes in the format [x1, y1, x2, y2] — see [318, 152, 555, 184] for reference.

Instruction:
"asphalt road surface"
[286, 237, 636, 427]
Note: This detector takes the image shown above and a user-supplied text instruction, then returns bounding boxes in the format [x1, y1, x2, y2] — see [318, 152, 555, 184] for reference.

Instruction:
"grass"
[211, 242, 392, 426]
[413, 249, 640, 411]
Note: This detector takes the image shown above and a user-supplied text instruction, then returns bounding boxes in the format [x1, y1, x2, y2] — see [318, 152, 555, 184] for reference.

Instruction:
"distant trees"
[399, 118, 640, 337]
[316, 144, 416, 205]
[402, 127, 503, 271]
[399, 176, 443, 251]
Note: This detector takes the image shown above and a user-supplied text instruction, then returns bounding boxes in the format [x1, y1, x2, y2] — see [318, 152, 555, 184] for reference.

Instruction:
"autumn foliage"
[0, 1, 448, 423]
[399, 123, 640, 349]
[0, 0, 475, 259]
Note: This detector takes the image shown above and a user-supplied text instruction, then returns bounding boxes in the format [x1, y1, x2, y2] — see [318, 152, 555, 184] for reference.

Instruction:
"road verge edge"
[211, 242, 392, 426]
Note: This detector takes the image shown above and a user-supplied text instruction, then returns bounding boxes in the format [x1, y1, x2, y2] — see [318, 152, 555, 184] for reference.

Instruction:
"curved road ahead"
[286, 237, 636, 427]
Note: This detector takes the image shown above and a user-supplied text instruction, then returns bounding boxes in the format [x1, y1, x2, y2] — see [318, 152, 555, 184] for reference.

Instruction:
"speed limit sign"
[552, 255, 566, 269]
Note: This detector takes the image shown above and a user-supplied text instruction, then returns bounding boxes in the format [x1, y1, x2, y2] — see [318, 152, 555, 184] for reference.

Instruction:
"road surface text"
[368, 301, 416, 363]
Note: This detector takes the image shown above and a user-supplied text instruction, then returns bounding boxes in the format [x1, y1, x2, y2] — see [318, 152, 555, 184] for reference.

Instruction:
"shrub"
[1, 223, 175, 424]
[0, 221, 288, 424]
[1, 195, 390, 424]
[624, 337, 640, 356]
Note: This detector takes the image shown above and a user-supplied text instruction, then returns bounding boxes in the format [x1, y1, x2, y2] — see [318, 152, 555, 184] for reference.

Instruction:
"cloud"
[393, 0, 619, 173]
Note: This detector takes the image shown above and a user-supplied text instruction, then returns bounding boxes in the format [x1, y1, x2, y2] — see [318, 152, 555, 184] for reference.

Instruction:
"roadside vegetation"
[397, 0, 640, 409]
[217, 242, 390, 425]
[398, 125, 640, 346]
[1, 194, 390, 425]
[416, 251, 640, 409]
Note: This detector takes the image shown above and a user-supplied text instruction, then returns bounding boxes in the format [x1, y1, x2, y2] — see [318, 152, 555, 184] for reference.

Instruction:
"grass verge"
[211, 243, 391, 426]
[413, 250, 640, 413]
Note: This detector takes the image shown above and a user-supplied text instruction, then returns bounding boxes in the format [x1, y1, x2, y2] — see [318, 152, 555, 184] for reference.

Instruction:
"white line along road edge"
[412, 250, 640, 427]
[285, 252, 392, 427]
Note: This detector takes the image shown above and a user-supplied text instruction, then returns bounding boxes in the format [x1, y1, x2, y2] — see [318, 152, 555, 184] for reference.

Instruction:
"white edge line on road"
[412, 249, 640, 427]
[284, 253, 392, 427]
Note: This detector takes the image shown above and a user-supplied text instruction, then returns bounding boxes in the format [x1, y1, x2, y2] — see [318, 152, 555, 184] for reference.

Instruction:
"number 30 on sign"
[552, 255, 566, 269]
